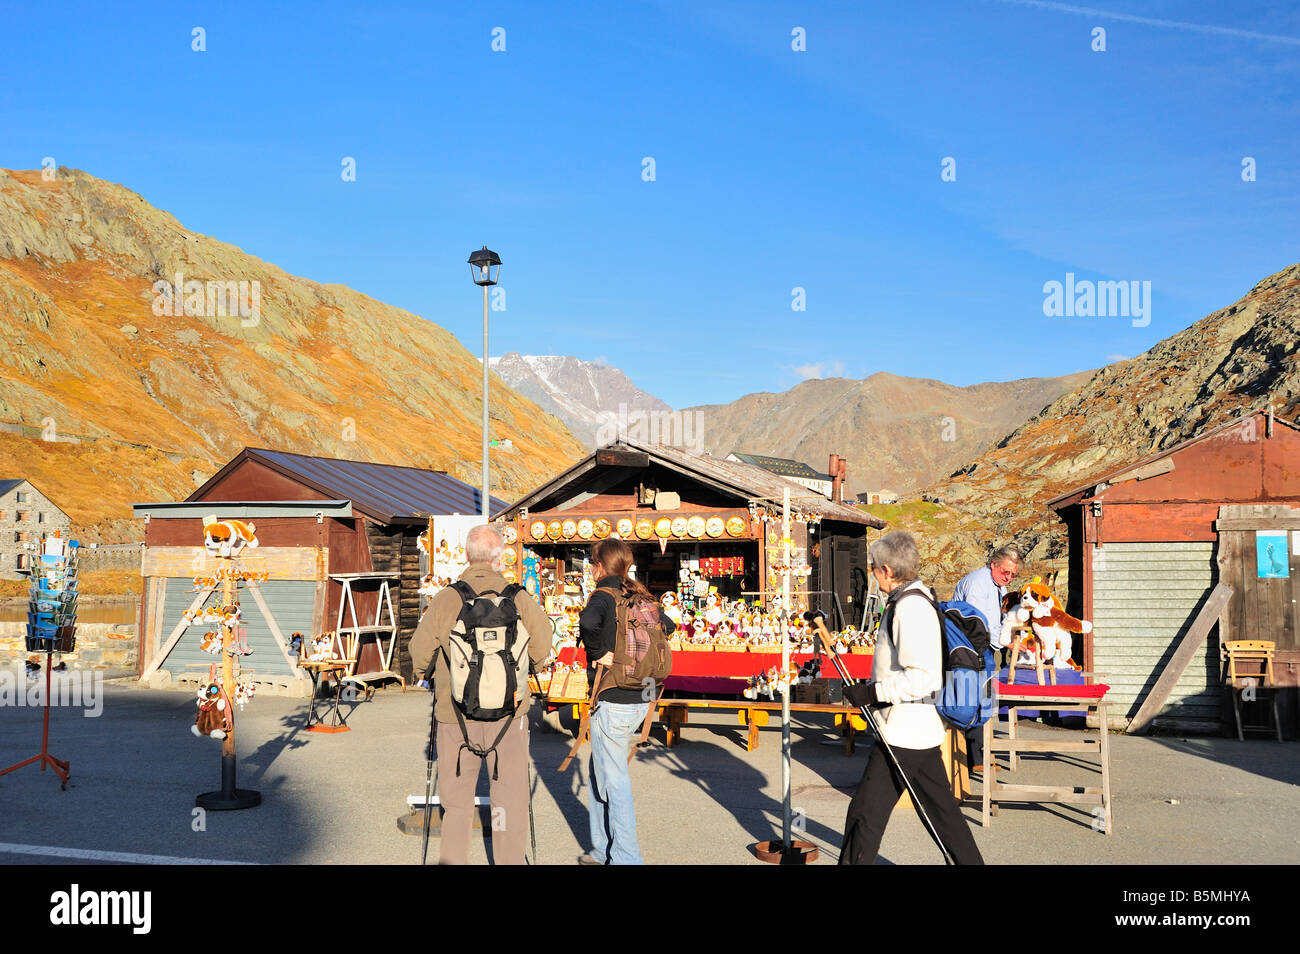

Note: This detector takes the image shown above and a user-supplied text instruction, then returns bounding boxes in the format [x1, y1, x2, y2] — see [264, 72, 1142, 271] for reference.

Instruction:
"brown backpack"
[601, 585, 674, 690]
[557, 586, 673, 773]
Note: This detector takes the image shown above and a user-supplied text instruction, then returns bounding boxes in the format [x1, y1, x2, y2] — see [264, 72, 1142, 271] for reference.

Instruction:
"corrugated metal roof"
[503, 439, 884, 527]
[188, 448, 507, 524]
[728, 453, 830, 481]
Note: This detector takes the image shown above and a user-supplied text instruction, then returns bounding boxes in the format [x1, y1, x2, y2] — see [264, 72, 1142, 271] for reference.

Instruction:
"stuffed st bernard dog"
[1002, 577, 1087, 683]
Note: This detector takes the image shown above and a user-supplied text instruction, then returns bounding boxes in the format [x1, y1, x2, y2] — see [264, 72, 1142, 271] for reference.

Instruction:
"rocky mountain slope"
[0, 168, 586, 541]
[490, 352, 671, 447]
[684, 370, 1092, 496]
[907, 264, 1300, 593]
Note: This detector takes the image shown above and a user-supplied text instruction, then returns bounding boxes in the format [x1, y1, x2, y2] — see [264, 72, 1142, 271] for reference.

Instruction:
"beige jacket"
[408, 564, 554, 724]
[872, 579, 946, 750]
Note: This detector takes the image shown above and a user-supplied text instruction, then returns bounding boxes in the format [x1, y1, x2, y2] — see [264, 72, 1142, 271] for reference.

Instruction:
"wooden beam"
[596, 448, 650, 468]
[1215, 518, 1300, 531]
[139, 585, 216, 681]
[142, 546, 327, 580]
[1126, 582, 1234, 735]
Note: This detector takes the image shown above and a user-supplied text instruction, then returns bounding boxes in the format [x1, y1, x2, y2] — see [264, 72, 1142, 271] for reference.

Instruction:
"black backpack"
[428, 581, 531, 778]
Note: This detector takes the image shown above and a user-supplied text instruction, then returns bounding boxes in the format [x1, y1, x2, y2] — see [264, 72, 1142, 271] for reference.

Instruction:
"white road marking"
[0, 842, 256, 865]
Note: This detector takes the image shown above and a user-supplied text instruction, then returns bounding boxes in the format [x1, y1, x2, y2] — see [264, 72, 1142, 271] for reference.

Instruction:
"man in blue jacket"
[952, 546, 1021, 772]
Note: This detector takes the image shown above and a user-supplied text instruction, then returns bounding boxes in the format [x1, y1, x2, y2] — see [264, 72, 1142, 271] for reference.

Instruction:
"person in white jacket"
[839, 531, 984, 865]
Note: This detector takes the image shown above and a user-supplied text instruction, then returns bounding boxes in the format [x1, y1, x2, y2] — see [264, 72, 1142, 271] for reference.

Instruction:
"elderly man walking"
[951, 545, 1021, 773]
[410, 524, 553, 865]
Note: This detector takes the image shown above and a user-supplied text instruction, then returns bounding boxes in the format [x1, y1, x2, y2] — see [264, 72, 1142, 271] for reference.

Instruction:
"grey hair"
[869, 531, 920, 583]
[465, 525, 505, 565]
[990, 546, 1022, 567]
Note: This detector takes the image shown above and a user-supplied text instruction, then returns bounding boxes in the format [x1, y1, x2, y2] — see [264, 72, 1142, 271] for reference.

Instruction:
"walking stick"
[805, 612, 955, 865]
[421, 704, 437, 866]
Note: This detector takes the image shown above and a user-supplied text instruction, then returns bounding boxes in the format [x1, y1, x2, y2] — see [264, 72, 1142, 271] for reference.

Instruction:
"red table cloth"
[555, 646, 873, 680]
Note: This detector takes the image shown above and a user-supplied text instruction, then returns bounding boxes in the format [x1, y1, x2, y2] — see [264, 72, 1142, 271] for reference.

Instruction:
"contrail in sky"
[995, 0, 1300, 46]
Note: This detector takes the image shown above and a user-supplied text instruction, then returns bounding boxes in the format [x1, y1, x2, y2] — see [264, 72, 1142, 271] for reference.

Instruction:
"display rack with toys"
[2, 532, 78, 789]
[180, 516, 264, 809]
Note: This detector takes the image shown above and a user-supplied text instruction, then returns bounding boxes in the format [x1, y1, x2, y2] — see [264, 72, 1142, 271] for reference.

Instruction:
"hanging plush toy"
[198, 632, 223, 655]
[233, 680, 257, 710]
[192, 682, 231, 740]
[203, 518, 259, 558]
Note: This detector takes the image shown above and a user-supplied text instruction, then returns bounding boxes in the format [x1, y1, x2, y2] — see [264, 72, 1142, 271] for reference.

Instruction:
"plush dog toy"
[1003, 577, 1087, 684]
[203, 518, 259, 558]
[192, 682, 231, 739]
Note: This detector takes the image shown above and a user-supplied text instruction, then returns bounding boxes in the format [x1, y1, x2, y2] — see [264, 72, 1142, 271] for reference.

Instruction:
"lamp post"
[468, 245, 502, 519]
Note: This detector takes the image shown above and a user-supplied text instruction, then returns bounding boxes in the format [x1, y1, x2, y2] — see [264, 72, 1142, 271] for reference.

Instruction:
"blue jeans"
[587, 699, 649, 865]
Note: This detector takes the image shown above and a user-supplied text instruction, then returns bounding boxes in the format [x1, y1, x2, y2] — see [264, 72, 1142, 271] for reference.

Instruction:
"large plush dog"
[1001, 577, 1088, 684]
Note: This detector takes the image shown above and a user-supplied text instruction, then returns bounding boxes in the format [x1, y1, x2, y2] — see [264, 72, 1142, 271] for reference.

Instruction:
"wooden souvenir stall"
[496, 438, 885, 739]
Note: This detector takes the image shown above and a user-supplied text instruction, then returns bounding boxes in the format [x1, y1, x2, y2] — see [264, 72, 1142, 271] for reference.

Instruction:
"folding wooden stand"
[981, 686, 1112, 835]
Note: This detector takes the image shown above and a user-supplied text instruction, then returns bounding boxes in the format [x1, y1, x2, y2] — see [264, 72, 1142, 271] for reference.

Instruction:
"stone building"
[0, 479, 72, 579]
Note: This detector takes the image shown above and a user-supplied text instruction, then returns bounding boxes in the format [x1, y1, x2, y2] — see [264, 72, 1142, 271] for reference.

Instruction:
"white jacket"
[871, 579, 945, 750]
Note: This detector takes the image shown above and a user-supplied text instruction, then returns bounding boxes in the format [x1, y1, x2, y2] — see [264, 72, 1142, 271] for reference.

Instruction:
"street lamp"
[468, 245, 502, 519]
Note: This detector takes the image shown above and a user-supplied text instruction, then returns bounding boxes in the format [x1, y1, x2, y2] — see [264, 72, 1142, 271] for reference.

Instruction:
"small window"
[16, 511, 27, 522]
[16, 554, 27, 570]
[15, 491, 27, 504]
[37, 512, 44, 524]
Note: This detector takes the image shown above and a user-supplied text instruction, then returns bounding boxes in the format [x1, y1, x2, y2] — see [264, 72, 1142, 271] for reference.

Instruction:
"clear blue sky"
[3, 0, 1298, 409]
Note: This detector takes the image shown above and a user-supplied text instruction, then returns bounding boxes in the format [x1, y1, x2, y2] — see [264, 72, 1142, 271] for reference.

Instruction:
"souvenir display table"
[981, 679, 1113, 834]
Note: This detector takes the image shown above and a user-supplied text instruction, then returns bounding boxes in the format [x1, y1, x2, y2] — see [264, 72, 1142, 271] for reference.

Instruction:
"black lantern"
[468, 245, 502, 286]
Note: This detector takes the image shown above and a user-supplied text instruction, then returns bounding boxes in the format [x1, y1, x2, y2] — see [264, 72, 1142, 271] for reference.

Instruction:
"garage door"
[158, 578, 316, 679]
[1091, 542, 1221, 730]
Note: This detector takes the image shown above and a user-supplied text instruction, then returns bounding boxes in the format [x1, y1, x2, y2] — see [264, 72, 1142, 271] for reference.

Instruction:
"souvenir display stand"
[0, 537, 79, 788]
[186, 522, 262, 811]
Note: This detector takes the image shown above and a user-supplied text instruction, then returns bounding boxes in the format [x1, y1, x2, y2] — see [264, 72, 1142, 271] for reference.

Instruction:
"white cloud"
[793, 360, 845, 380]
[1106, 353, 1130, 363]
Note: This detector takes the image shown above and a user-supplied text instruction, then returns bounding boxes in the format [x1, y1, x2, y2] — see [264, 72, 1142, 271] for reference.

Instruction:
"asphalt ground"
[0, 676, 1297, 866]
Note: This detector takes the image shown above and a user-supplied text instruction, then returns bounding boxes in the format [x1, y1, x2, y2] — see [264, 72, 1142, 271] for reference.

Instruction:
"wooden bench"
[543, 694, 860, 753]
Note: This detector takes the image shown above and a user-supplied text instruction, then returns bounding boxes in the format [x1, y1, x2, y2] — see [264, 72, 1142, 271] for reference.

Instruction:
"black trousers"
[840, 742, 985, 865]
[966, 725, 984, 768]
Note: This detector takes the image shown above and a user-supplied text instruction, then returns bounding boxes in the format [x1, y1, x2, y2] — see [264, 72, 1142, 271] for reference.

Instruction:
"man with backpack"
[952, 546, 1021, 772]
[409, 525, 553, 865]
[839, 531, 984, 865]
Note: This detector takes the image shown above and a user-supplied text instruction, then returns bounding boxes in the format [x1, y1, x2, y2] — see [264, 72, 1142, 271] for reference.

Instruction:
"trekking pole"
[421, 703, 437, 866]
[527, 762, 538, 865]
[805, 612, 955, 865]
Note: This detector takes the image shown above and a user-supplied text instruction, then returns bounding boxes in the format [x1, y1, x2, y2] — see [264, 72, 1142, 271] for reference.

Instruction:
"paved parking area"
[0, 677, 1296, 865]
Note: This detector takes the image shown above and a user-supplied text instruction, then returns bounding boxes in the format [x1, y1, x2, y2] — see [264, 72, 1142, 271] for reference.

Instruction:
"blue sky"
[3, 0, 1298, 409]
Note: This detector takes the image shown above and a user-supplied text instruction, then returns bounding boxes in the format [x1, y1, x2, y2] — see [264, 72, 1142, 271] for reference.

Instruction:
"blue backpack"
[894, 592, 996, 729]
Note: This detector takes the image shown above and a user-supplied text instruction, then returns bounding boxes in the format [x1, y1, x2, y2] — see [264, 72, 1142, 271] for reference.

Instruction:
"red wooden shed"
[1047, 408, 1300, 734]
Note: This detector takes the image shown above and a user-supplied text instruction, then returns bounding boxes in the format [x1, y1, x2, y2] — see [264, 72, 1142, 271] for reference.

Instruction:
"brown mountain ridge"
[0, 167, 586, 541]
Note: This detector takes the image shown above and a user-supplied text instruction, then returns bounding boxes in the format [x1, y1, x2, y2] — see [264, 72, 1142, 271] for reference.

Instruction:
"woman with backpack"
[839, 530, 985, 865]
[577, 538, 675, 865]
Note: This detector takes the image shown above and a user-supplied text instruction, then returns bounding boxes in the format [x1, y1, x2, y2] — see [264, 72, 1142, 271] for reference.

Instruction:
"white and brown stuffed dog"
[193, 682, 231, 739]
[1003, 577, 1087, 683]
[203, 519, 259, 558]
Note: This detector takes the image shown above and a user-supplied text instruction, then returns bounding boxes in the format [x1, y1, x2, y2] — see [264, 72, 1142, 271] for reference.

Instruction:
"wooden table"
[981, 686, 1112, 834]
